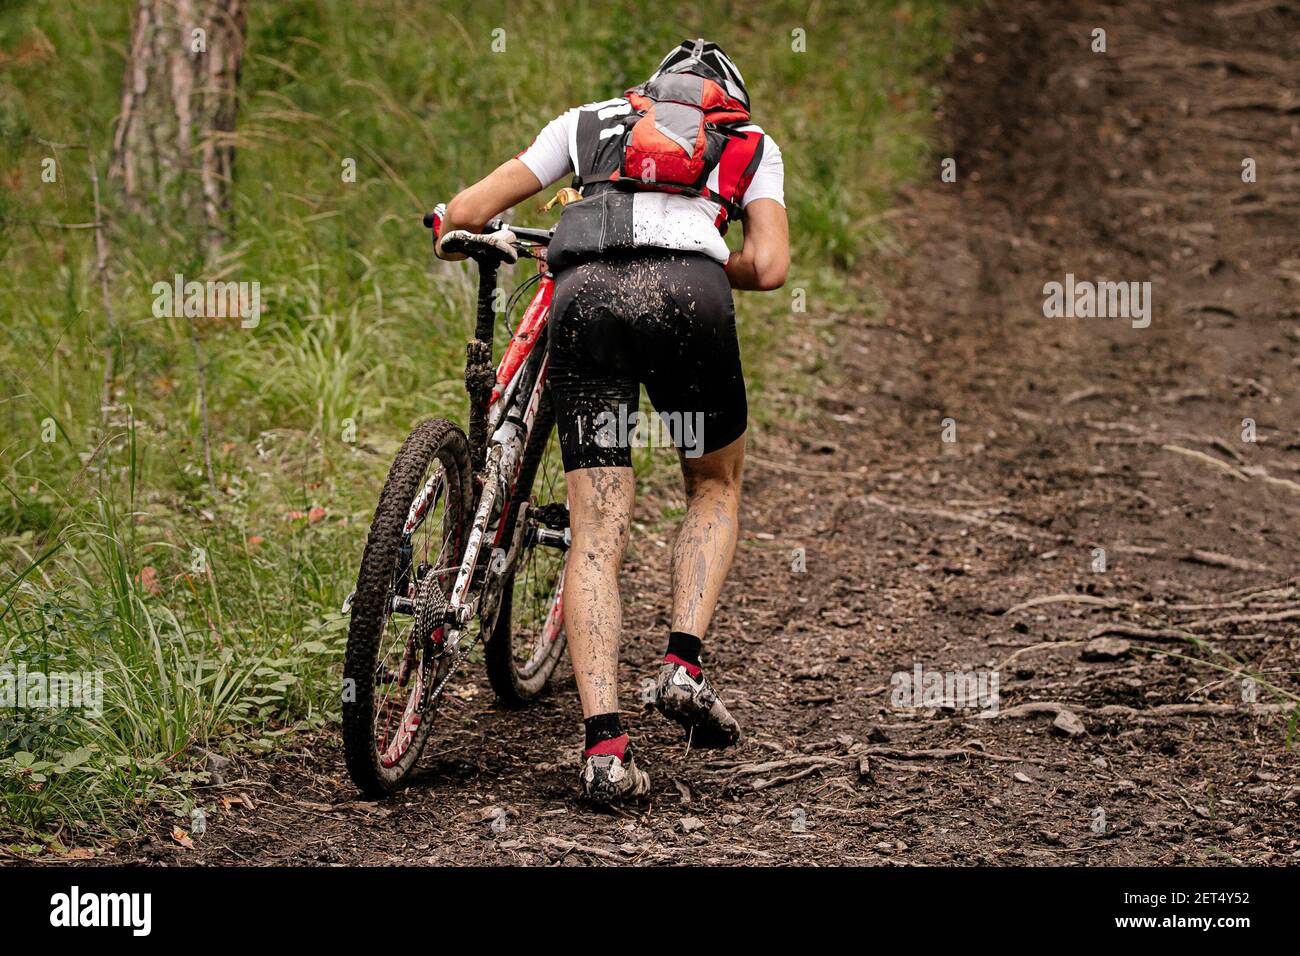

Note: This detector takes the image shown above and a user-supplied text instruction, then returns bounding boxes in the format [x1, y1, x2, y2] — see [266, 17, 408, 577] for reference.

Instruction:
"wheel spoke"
[507, 434, 567, 678]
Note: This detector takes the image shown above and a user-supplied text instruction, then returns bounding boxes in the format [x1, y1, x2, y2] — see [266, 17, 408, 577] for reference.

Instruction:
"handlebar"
[423, 203, 552, 249]
[486, 219, 554, 245]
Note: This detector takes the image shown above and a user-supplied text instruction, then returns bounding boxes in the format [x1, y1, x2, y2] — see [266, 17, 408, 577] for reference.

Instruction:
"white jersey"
[516, 101, 785, 264]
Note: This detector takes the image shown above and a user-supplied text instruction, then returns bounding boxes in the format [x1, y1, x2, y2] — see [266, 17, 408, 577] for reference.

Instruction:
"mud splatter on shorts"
[548, 249, 747, 471]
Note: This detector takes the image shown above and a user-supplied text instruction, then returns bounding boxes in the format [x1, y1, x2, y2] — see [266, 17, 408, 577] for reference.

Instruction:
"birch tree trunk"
[111, 0, 246, 258]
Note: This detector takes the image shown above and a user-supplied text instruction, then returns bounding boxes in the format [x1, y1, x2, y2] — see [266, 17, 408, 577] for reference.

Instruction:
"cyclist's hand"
[436, 227, 519, 264]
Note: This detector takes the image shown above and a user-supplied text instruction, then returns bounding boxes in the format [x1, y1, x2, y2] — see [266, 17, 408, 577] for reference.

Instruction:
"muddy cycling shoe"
[654, 661, 742, 748]
[579, 738, 652, 804]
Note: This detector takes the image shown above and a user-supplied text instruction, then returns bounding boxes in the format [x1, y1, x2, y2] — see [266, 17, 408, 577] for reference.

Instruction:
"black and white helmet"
[649, 38, 749, 110]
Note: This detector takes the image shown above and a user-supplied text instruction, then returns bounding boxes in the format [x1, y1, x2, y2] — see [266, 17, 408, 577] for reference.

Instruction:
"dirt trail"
[98, 0, 1299, 865]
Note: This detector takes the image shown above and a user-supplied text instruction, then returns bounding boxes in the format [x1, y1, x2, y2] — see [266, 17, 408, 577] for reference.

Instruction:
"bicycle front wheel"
[342, 418, 470, 796]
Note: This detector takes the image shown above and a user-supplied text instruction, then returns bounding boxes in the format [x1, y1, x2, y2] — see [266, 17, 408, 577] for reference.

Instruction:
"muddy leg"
[563, 466, 635, 718]
[672, 433, 745, 638]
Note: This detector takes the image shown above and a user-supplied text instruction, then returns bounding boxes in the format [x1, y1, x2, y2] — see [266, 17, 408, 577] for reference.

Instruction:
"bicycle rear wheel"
[342, 418, 470, 796]
[484, 395, 568, 706]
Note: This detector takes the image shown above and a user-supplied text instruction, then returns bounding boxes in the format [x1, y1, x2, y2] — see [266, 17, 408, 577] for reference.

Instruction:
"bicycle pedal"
[533, 527, 571, 551]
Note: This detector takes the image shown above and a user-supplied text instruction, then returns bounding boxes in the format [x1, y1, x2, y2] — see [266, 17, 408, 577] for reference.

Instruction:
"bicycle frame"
[438, 263, 558, 651]
[489, 274, 554, 435]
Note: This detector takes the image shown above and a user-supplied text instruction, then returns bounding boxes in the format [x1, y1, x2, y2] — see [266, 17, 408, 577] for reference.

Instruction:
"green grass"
[0, 0, 964, 844]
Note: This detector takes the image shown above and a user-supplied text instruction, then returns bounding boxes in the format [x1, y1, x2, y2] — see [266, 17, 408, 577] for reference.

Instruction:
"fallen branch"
[1246, 469, 1300, 496]
[1161, 444, 1248, 480]
[1183, 549, 1272, 573]
[1185, 607, 1300, 631]
[1168, 588, 1296, 610]
[996, 640, 1085, 672]
[1061, 386, 1108, 405]
[1002, 593, 1125, 616]
[722, 755, 844, 777]
[986, 701, 1073, 719]
[859, 746, 1024, 763]
[1227, 577, 1299, 599]
[719, 754, 845, 792]
[1087, 622, 1197, 642]
[749, 763, 837, 791]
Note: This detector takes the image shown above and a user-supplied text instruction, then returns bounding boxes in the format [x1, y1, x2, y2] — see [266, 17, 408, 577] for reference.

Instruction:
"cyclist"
[436, 39, 788, 804]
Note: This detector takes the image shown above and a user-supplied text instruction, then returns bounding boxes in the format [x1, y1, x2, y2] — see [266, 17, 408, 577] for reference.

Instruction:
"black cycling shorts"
[547, 249, 747, 472]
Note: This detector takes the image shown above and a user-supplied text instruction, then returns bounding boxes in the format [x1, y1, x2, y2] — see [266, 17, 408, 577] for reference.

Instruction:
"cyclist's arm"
[725, 198, 789, 291]
[438, 159, 544, 258]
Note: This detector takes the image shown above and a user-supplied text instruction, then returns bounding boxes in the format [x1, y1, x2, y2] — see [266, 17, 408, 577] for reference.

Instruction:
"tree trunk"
[111, 0, 246, 258]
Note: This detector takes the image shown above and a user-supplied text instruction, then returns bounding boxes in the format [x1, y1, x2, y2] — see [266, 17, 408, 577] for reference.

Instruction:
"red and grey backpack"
[548, 40, 765, 271]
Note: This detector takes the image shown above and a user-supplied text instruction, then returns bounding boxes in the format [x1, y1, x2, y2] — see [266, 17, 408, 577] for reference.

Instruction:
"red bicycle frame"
[491, 274, 555, 409]
[484, 271, 555, 554]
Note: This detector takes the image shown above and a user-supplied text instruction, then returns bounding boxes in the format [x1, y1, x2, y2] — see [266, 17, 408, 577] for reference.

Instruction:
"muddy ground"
[82, 0, 1300, 865]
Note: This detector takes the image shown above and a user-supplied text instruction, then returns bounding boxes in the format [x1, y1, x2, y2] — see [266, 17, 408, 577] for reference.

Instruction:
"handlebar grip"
[425, 205, 509, 241]
[424, 202, 448, 242]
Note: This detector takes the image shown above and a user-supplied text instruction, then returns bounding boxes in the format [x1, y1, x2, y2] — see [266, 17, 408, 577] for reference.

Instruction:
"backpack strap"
[570, 101, 634, 193]
[711, 130, 765, 232]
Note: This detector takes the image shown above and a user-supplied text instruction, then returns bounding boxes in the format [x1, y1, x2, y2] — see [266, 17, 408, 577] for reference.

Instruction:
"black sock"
[584, 712, 624, 752]
[666, 631, 702, 668]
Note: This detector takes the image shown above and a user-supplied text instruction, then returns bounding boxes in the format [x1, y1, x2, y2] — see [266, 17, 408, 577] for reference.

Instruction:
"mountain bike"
[341, 203, 568, 796]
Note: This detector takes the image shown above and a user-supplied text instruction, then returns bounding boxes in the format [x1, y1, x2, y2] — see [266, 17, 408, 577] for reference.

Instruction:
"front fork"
[444, 449, 504, 638]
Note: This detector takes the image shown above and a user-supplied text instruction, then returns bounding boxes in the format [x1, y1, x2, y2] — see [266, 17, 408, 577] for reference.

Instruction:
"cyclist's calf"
[562, 466, 636, 718]
[681, 433, 745, 497]
[672, 434, 746, 639]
